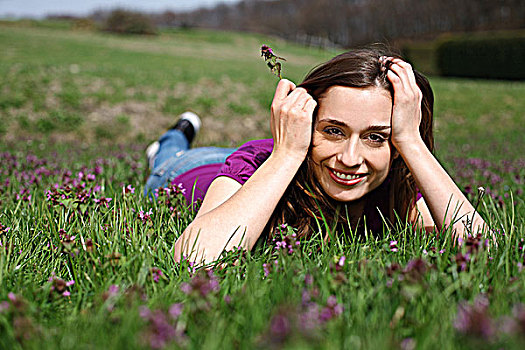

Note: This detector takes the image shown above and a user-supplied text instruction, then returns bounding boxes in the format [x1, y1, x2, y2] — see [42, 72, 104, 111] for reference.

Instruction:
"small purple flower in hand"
[261, 44, 286, 79]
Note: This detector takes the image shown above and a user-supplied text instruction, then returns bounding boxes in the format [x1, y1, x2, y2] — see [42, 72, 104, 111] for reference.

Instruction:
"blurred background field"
[1, 21, 524, 162]
[0, 22, 336, 148]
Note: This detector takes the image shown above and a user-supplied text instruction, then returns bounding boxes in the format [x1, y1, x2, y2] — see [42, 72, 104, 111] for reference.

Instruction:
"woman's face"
[310, 86, 394, 202]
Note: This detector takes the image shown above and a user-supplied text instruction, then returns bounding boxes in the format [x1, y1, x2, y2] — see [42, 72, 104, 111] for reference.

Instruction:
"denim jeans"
[144, 129, 236, 195]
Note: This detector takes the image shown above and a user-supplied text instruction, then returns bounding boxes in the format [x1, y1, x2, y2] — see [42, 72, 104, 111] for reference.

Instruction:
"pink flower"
[390, 240, 399, 252]
[168, 303, 183, 319]
[123, 184, 135, 194]
[454, 295, 494, 340]
[151, 267, 163, 283]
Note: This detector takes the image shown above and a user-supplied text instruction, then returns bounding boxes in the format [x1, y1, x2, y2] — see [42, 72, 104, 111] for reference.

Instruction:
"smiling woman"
[144, 47, 488, 264]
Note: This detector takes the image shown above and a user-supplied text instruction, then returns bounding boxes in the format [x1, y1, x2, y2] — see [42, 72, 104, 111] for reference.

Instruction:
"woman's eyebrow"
[367, 125, 391, 131]
[317, 118, 347, 127]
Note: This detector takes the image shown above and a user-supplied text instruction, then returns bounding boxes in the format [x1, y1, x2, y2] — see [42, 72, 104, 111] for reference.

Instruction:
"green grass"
[0, 22, 524, 349]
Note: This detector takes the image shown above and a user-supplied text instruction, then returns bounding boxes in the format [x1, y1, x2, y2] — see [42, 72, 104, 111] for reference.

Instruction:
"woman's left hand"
[381, 57, 423, 150]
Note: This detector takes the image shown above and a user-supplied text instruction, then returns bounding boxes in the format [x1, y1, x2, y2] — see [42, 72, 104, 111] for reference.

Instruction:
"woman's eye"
[323, 127, 344, 136]
[368, 134, 386, 142]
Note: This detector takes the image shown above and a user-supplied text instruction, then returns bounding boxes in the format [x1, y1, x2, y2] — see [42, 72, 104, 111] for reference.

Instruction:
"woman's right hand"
[270, 79, 317, 162]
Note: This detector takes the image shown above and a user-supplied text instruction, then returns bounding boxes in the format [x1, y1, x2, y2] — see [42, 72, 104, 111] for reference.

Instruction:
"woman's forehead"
[318, 86, 392, 126]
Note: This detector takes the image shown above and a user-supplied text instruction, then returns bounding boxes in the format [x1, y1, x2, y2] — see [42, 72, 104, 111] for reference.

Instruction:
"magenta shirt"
[173, 139, 273, 204]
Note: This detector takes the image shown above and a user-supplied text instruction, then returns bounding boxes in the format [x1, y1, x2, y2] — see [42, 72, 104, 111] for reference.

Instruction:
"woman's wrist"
[270, 147, 307, 168]
[394, 134, 427, 158]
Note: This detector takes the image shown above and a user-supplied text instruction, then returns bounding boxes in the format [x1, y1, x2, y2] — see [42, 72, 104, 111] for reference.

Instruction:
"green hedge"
[103, 9, 157, 35]
[436, 32, 525, 80]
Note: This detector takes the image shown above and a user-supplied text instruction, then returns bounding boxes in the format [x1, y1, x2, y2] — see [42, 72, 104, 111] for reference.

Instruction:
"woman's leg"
[144, 112, 236, 195]
[152, 129, 189, 170]
[145, 143, 236, 196]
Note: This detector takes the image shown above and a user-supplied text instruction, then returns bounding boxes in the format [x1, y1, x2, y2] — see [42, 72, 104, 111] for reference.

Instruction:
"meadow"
[0, 22, 524, 349]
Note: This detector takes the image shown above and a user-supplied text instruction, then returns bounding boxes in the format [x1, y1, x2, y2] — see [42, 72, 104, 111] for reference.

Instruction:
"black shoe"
[146, 111, 202, 170]
[170, 111, 201, 144]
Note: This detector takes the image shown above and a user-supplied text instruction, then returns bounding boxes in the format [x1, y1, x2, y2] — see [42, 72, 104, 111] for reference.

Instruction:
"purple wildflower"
[108, 284, 119, 296]
[123, 184, 135, 195]
[180, 270, 220, 297]
[138, 208, 153, 223]
[139, 305, 152, 319]
[272, 232, 299, 255]
[151, 267, 164, 283]
[400, 338, 416, 350]
[304, 273, 313, 286]
[337, 256, 346, 268]
[319, 295, 343, 322]
[0, 301, 9, 313]
[390, 240, 399, 252]
[263, 260, 279, 277]
[168, 303, 183, 319]
[269, 312, 291, 342]
[455, 252, 471, 272]
[0, 223, 10, 235]
[49, 274, 74, 297]
[94, 196, 112, 208]
[454, 295, 494, 340]
[8, 292, 17, 302]
[402, 258, 429, 282]
[140, 307, 185, 349]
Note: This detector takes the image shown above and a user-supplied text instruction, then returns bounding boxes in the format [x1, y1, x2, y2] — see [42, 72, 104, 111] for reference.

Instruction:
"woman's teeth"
[333, 171, 362, 180]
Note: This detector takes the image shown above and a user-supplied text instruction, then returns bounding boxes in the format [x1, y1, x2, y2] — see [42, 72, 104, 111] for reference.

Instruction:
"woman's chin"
[322, 185, 368, 203]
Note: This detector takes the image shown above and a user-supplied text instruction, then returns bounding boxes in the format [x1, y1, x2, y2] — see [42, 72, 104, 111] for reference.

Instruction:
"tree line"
[148, 0, 524, 47]
[71, 0, 525, 47]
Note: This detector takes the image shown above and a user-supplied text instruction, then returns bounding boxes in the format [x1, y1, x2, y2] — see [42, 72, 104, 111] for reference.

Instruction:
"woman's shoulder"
[216, 139, 274, 184]
[234, 138, 274, 164]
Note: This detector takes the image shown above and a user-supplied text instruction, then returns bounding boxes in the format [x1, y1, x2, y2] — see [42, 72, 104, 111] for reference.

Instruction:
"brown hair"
[268, 47, 434, 239]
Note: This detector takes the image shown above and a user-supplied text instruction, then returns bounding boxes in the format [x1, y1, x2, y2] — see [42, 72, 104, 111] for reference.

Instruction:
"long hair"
[268, 47, 434, 239]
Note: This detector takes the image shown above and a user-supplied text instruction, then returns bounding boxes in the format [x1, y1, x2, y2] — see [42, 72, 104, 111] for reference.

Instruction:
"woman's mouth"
[329, 169, 367, 186]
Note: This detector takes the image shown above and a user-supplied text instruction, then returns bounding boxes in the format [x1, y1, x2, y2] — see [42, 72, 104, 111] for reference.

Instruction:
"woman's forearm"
[397, 138, 487, 239]
[175, 80, 316, 264]
[175, 152, 303, 264]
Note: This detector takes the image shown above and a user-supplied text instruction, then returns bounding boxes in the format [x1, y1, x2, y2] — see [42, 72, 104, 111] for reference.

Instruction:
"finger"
[380, 56, 395, 72]
[389, 58, 419, 95]
[386, 62, 411, 90]
[386, 69, 402, 91]
[272, 79, 296, 103]
[389, 63, 423, 106]
[303, 98, 317, 115]
[392, 58, 417, 87]
[283, 87, 310, 111]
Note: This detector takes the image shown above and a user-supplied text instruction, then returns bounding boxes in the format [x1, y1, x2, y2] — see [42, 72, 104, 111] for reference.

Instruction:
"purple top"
[172, 163, 224, 204]
[172, 139, 274, 204]
[215, 139, 274, 184]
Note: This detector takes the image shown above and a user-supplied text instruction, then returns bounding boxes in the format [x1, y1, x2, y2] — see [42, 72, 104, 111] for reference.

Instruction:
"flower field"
[0, 22, 524, 349]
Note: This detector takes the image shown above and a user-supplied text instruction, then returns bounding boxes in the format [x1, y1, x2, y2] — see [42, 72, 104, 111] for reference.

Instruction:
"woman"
[146, 48, 487, 264]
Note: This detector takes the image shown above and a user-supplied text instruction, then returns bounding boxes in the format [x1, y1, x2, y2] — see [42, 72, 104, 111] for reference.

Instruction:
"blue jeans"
[144, 129, 236, 195]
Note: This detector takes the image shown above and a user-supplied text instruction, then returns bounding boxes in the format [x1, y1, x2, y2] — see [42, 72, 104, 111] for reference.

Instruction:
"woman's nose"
[336, 138, 364, 168]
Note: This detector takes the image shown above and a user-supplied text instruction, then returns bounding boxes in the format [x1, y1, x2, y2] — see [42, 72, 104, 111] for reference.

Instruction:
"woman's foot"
[146, 111, 202, 170]
[171, 111, 201, 144]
